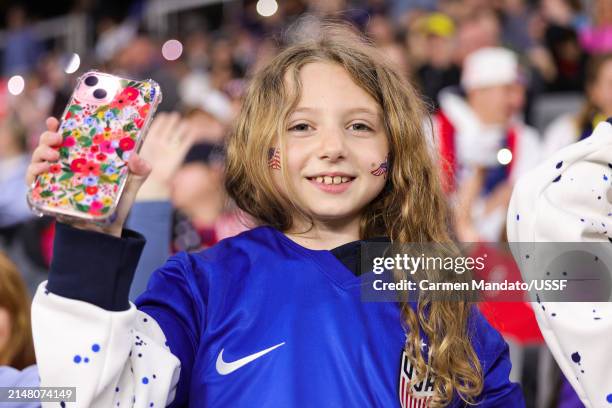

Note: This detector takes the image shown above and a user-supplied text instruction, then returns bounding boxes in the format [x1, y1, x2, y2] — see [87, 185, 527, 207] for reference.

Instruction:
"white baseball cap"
[461, 47, 519, 90]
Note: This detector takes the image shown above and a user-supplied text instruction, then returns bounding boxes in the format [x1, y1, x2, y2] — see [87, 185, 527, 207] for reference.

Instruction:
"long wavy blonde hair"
[225, 19, 482, 406]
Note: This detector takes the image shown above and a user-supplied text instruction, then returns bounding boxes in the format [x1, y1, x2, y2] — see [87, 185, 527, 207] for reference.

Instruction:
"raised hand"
[136, 112, 196, 201]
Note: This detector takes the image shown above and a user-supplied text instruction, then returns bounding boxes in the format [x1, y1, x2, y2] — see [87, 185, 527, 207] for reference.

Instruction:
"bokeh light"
[7, 75, 25, 95]
[162, 39, 183, 61]
[256, 0, 278, 17]
[497, 148, 513, 165]
[65, 53, 81, 74]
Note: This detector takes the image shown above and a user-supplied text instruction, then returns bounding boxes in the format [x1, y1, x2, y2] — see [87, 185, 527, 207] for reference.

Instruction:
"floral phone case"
[27, 71, 162, 223]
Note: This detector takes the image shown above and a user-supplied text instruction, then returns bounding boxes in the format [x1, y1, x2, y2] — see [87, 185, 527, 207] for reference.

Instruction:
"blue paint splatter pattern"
[34, 282, 178, 408]
[506, 120, 612, 407]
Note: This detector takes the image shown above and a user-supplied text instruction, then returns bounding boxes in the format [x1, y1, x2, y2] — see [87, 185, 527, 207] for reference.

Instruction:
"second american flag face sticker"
[268, 147, 281, 170]
[371, 155, 389, 178]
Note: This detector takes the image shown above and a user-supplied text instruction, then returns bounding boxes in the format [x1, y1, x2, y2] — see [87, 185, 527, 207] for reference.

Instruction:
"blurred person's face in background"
[457, 11, 501, 61]
[594, 0, 612, 26]
[115, 36, 156, 74]
[367, 15, 395, 46]
[560, 37, 581, 61]
[528, 15, 548, 49]
[405, 21, 429, 68]
[233, 30, 258, 67]
[39, 54, 67, 90]
[428, 35, 455, 67]
[210, 39, 234, 69]
[380, 44, 409, 79]
[467, 83, 514, 125]
[171, 162, 224, 211]
[210, 66, 233, 92]
[184, 30, 210, 69]
[588, 59, 612, 116]
[413, 13, 457, 68]
[541, 0, 575, 25]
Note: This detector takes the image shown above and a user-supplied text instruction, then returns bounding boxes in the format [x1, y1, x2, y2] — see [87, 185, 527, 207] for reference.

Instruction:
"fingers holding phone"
[27, 117, 153, 236]
[26, 119, 61, 185]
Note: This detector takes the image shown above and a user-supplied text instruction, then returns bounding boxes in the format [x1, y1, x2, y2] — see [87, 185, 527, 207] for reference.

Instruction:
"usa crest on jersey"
[399, 350, 435, 408]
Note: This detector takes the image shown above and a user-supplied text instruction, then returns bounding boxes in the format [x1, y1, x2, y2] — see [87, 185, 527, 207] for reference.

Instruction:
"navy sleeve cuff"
[47, 222, 146, 311]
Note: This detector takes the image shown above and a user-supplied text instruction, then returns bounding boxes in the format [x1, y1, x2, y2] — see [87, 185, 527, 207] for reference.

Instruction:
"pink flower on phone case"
[28, 71, 162, 222]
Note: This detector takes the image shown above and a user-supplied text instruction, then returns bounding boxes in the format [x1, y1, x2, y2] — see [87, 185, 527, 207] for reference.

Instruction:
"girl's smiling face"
[274, 62, 389, 228]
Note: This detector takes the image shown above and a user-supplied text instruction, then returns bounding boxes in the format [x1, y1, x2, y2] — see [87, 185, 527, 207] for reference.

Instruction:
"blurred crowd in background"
[1, 0, 612, 406]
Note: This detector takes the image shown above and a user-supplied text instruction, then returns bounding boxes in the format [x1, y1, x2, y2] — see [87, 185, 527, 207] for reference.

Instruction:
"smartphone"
[27, 70, 162, 223]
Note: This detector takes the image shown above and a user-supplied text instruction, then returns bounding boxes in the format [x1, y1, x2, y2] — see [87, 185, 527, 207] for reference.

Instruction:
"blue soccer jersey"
[31, 223, 524, 407]
[136, 226, 523, 407]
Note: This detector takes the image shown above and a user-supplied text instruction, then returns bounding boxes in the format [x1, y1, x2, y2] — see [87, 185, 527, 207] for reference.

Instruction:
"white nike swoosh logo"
[216, 342, 285, 375]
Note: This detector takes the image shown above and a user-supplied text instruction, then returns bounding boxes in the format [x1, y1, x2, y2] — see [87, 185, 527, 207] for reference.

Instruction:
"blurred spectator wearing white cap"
[432, 47, 541, 242]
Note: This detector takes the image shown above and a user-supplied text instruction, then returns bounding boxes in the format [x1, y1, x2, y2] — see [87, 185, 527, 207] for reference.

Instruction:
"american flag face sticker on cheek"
[371, 155, 389, 178]
[268, 147, 281, 170]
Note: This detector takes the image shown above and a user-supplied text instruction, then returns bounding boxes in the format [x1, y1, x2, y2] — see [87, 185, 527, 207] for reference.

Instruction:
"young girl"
[27, 22, 523, 407]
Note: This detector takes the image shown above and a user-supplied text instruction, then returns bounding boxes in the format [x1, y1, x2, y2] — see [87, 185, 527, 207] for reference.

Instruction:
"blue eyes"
[287, 123, 374, 132]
